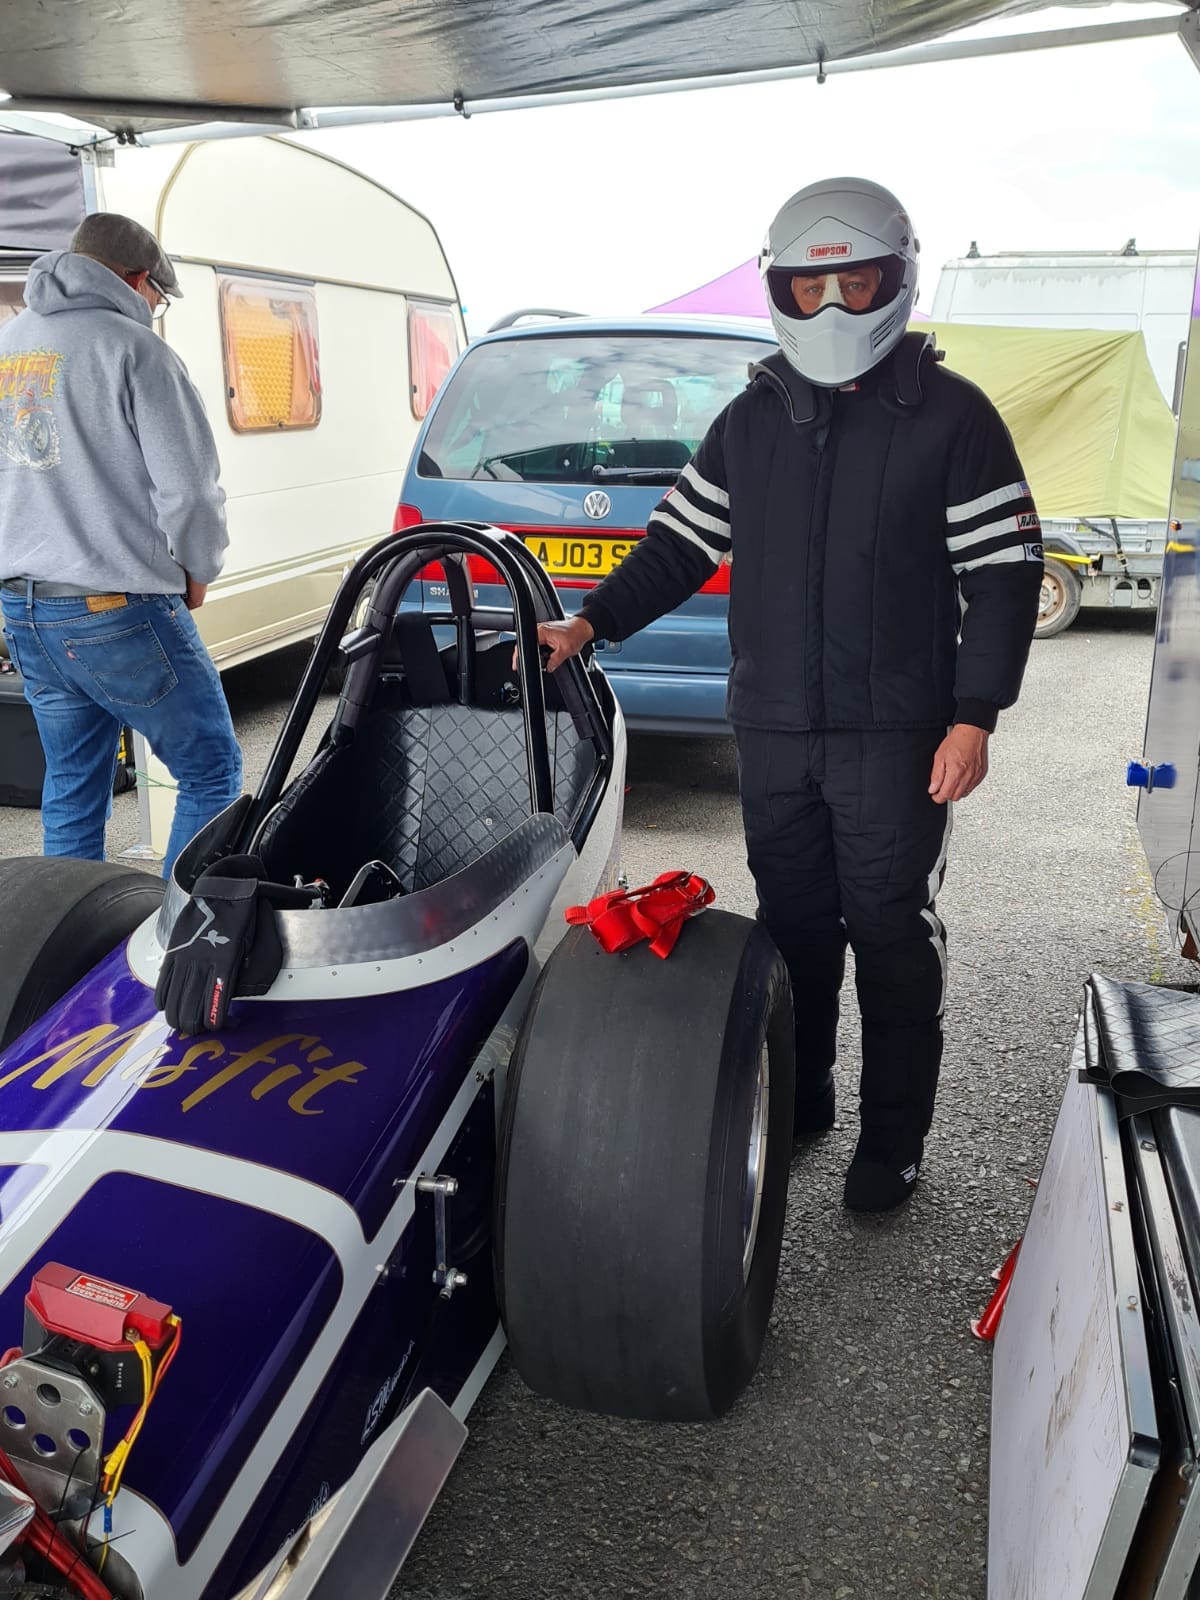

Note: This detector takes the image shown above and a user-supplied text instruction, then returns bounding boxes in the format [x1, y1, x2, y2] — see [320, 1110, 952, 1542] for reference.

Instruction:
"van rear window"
[417, 332, 772, 484]
[219, 274, 321, 433]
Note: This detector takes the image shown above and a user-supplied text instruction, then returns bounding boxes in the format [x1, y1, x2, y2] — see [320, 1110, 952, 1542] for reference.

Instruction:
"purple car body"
[0, 527, 626, 1600]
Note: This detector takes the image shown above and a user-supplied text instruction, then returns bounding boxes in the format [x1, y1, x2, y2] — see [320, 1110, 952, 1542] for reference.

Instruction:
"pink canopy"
[647, 258, 928, 321]
[647, 259, 769, 318]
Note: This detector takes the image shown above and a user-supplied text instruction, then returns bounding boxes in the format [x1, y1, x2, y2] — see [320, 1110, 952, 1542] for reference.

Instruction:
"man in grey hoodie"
[0, 212, 242, 876]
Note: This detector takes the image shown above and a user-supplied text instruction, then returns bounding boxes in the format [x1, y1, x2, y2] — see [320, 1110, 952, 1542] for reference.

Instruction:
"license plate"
[523, 535, 637, 580]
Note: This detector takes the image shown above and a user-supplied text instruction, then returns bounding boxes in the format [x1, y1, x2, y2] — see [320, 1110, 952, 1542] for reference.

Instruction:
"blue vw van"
[396, 315, 776, 734]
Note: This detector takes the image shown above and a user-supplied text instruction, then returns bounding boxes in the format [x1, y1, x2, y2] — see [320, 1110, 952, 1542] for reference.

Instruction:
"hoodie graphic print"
[0, 349, 64, 471]
[0, 250, 228, 592]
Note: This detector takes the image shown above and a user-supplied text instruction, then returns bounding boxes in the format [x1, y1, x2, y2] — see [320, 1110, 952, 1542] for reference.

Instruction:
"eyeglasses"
[147, 276, 170, 319]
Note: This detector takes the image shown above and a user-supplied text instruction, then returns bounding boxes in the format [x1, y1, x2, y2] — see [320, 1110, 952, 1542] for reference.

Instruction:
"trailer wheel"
[1036, 558, 1082, 638]
[0, 858, 165, 1050]
[495, 910, 795, 1422]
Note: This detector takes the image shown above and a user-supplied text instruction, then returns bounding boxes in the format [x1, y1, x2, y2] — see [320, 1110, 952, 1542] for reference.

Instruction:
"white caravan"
[0, 133, 466, 668]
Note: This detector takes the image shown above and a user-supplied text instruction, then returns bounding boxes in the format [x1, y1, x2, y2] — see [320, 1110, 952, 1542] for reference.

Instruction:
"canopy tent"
[930, 322, 1175, 518]
[0, 132, 85, 251]
[647, 259, 930, 321]
[0, 1, 1189, 140]
[649, 261, 771, 320]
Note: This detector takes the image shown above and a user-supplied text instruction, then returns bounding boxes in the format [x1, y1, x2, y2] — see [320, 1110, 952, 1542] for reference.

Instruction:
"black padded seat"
[257, 702, 595, 899]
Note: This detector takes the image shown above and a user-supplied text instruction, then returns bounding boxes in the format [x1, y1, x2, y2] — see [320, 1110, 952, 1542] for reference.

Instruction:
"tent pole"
[4, 10, 1177, 149]
[300, 10, 1186, 129]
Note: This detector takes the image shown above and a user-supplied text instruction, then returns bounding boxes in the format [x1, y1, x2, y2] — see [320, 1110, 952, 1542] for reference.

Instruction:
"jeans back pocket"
[62, 621, 179, 708]
[1, 625, 46, 697]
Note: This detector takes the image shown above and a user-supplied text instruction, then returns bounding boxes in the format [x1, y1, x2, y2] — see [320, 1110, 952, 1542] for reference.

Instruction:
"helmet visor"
[766, 254, 907, 319]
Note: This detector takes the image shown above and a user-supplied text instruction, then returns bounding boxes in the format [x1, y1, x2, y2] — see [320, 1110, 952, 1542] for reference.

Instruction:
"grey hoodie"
[0, 250, 228, 592]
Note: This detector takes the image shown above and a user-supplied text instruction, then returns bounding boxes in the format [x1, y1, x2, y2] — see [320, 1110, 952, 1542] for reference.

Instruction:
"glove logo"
[164, 897, 228, 956]
[207, 979, 225, 1031]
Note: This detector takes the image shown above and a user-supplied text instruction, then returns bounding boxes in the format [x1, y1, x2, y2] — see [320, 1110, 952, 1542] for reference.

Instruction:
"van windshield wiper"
[590, 465, 683, 484]
[472, 456, 523, 481]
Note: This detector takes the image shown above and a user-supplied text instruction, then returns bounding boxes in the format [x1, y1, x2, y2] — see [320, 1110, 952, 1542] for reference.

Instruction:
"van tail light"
[396, 504, 447, 581]
[699, 559, 731, 596]
[466, 555, 502, 584]
[395, 503, 441, 580]
[415, 555, 501, 584]
[396, 506, 502, 585]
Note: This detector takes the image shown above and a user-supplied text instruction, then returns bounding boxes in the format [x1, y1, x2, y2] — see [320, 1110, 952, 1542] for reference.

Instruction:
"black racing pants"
[735, 727, 952, 1139]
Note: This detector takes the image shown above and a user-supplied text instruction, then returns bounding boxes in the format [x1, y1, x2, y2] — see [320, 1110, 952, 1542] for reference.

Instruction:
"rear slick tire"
[0, 857, 165, 1050]
[495, 909, 795, 1422]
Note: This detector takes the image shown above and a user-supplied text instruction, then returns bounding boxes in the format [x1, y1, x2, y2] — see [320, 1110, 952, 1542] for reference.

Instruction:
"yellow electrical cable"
[97, 1319, 182, 1571]
[102, 1338, 154, 1503]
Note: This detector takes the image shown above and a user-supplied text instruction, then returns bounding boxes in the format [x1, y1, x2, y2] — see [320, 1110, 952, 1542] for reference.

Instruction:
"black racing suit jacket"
[579, 336, 1044, 734]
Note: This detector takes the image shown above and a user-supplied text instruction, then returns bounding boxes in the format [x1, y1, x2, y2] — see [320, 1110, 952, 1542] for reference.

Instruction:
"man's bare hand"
[534, 616, 594, 672]
[928, 724, 989, 805]
[185, 576, 208, 611]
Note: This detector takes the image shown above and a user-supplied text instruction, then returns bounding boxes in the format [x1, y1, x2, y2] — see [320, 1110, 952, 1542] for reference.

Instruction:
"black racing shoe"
[843, 1130, 923, 1212]
[793, 1072, 836, 1140]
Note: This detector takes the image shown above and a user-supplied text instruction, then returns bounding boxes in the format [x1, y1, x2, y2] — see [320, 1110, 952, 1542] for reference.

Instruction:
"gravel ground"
[398, 611, 1190, 1600]
[0, 611, 1187, 1599]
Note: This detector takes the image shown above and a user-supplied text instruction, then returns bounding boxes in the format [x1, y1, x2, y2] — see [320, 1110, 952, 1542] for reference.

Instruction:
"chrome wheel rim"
[743, 1043, 770, 1281]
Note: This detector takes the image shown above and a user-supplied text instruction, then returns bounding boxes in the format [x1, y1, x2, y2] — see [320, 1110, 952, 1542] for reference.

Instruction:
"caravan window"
[219, 275, 321, 432]
[408, 300, 459, 420]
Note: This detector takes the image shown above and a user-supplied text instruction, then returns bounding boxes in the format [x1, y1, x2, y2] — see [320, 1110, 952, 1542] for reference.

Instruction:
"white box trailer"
[931, 249, 1191, 633]
[930, 245, 1195, 409]
[0, 132, 466, 670]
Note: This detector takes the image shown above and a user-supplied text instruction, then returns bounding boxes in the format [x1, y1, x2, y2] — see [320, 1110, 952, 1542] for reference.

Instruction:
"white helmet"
[760, 177, 919, 387]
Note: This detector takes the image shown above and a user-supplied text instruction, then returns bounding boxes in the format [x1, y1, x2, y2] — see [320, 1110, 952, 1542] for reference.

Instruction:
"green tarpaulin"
[928, 322, 1176, 520]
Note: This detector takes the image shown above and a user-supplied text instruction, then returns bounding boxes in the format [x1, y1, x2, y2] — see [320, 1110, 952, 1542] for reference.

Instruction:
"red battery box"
[22, 1264, 173, 1409]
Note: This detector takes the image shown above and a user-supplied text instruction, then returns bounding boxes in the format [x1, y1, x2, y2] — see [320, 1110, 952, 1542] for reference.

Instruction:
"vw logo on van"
[583, 490, 612, 521]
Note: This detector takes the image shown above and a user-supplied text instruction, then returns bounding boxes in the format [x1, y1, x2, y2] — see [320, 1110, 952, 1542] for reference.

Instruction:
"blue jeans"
[1, 590, 243, 876]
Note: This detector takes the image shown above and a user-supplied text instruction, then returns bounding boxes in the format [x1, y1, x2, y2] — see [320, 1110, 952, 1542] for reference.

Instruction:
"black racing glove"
[155, 855, 313, 1035]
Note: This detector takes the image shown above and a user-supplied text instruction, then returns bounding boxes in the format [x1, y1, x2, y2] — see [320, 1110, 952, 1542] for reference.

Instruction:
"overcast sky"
[296, 2, 1200, 336]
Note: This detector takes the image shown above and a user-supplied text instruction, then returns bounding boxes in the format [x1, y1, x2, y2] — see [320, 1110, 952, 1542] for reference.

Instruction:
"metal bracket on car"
[234, 1387, 467, 1600]
[416, 1175, 468, 1298]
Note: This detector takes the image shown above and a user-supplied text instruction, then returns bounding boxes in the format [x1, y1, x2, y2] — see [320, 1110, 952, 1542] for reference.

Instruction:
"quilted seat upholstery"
[258, 703, 594, 897]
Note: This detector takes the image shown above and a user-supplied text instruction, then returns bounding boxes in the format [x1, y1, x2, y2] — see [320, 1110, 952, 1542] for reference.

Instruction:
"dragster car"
[0, 526, 795, 1600]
